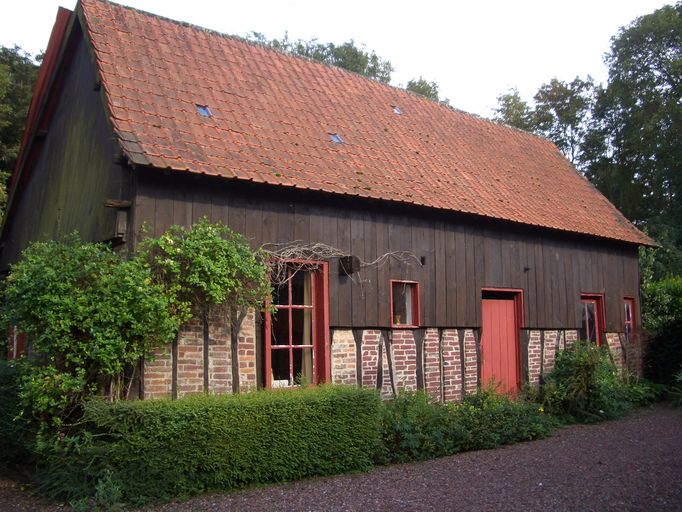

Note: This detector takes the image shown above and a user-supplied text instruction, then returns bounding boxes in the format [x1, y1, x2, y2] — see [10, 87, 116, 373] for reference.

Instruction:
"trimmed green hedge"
[40, 385, 381, 505]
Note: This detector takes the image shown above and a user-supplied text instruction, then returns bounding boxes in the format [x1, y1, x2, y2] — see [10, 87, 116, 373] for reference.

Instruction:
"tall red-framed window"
[390, 280, 420, 328]
[265, 261, 329, 388]
[624, 297, 636, 343]
[580, 294, 605, 346]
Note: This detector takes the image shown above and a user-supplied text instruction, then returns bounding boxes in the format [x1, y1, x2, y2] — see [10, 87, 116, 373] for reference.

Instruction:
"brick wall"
[442, 329, 463, 402]
[605, 332, 626, 373]
[330, 330, 357, 385]
[143, 345, 172, 399]
[176, 317, 205, 397]
[463, 330, 478, 395]
[542, 330, 558, 376]
[361, 330, 382, 389]
[527, 330, 542, 386]
[391, 330, 417, 392]
[145, 309, 638, 401]
[237, 311, 257, 392]
[423, 329, 442, 402]
[207, 311, 232, 395]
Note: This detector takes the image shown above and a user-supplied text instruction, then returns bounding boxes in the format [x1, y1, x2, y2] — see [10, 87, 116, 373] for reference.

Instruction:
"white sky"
[0, 0, 672, 117]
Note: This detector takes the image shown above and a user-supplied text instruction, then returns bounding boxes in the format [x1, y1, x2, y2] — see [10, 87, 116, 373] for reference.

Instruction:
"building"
[0, 0, 654, 400]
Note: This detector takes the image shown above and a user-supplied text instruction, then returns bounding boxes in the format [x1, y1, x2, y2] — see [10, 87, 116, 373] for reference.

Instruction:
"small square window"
[329, 133, 343, 144]
[391, 280, 420, 327]
[392, 105, 403, 115]
[196, 104, 212, 117]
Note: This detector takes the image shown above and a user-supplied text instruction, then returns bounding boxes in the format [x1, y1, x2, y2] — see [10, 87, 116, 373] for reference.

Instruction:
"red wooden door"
[481, 298, 520, 394]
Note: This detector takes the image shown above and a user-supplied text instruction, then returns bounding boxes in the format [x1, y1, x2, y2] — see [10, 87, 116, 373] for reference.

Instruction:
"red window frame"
[390, 280, 420, 328]
[624, 297, 636, 343]
[7, 326, 26, 360]
[580, 294, 605, 346]
[264, 260, 330, 388]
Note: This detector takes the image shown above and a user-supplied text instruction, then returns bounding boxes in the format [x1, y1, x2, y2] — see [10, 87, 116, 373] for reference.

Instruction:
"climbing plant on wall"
[136, 218, 271, 392]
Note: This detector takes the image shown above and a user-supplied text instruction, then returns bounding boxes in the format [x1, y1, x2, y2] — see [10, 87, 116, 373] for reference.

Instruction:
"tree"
[493, 88, 534, 132]
[533, 77, 594, 165]
[248, 32, 393, 83]
[137, 218, 270, 393]
[405, 77, 445, 102]
[3, 235, 178, 428]
[492, 78, 594, 165]
[0, 46, 40, 218]
[585, 3, 682, 277]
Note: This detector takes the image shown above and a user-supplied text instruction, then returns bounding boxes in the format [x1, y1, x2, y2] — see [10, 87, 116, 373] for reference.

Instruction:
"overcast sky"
[0, 0, 671, 117]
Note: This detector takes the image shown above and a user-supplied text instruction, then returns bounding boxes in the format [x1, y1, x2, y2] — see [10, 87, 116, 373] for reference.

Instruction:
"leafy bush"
[378, 388, 556, 464]
[377, 391, 469, 463]
[0, 360, 34, 473]
[2, 234, 179, 430]
[36, 385, 381, 505]
[453, 388, 558, 449]
[642, 276, 682, 385]
[541, 341, 654, 422]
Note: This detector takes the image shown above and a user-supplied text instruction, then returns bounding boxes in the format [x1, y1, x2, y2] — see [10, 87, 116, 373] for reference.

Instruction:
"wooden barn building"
[1, 0, 654, 400]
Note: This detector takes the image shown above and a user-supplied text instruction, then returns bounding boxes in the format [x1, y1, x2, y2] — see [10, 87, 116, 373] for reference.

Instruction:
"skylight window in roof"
[196, 104, 212, 117]
[329, 133, 344, 144]
[392, 105, 403, 115]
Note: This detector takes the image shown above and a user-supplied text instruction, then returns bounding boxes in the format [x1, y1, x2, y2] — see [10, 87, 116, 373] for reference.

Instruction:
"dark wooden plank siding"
[0, 27, 129, 269]
[133, 171, 641, 332]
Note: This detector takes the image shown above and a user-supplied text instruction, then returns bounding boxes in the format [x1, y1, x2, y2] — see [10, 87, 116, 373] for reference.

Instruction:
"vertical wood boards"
[124, 171, 641, 332]
[1, 30, 126, 268]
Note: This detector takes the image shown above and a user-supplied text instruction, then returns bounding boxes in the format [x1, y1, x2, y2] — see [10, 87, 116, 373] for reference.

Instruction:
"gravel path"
[2, 405, 681, 511]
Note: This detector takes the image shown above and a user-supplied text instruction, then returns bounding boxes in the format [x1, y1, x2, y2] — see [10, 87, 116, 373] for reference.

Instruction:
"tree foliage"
[533, 77, 594, 165]
[405, 76, 447, 103]
[493, 3, 681, 277]
[2, 235, 178, 429]
[586, 2, 682, 276]
[248, 32, 393, 83]
[493, 88, 534, 132]
[0, 46, 40, 218]
[136, 218, 270, 323]
[493, 77, 594, 165]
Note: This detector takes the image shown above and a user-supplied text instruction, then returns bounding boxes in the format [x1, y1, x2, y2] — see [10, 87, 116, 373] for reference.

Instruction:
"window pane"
[291, 270, 312, 305]
[392, 282, 408, 324]
[625, 302, 632, 322]
[292, 308, 312, 345]
[405, 285, 413, 325]
[271, 349, 291, 387]
[273, 283, 289, 305]
[293, 347, 314, 385]
[271, 309, 290, 346]
[580, 302, 596, 343]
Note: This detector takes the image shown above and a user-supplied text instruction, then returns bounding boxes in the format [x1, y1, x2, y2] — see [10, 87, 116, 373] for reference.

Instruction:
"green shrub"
[541, 341, 653, 422]
[378, 388, 556, 464]
[0, 360, 35, 473]
[37, 385, 381, 505]
[452, 388, 557, 450]
[2, 234, 179, 430]
[642, 276, 682, 385]
[377, 391, 470, 463]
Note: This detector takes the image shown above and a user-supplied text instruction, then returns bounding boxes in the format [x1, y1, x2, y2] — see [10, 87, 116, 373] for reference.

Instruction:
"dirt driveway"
[2, 405, 681, 511]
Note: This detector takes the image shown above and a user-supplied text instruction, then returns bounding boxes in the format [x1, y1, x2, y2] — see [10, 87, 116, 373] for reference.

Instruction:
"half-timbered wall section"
[133, 170, 641, 399]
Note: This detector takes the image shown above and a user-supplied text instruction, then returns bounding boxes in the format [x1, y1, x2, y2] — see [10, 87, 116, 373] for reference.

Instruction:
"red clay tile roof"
[80, 0, 652, 246]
